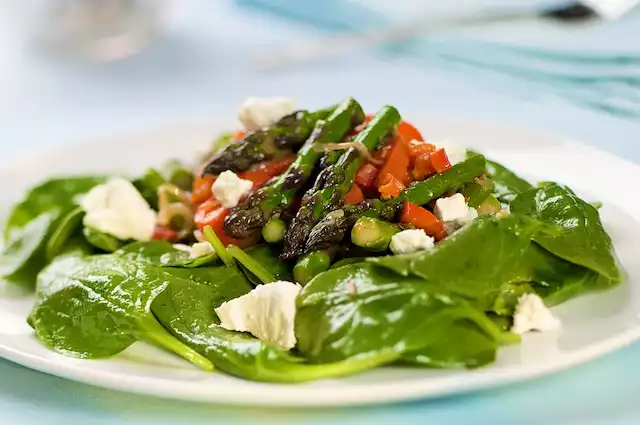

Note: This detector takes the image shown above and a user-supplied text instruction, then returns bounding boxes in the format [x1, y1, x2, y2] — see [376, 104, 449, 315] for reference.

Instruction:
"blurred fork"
[254, 0, 639, 70]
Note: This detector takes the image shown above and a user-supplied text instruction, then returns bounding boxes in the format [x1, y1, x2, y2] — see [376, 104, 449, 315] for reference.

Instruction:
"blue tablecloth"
[1, 1, 640, 423]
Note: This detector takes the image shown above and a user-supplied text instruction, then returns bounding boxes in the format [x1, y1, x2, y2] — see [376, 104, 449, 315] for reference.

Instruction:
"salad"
[0, 97, 623, 382]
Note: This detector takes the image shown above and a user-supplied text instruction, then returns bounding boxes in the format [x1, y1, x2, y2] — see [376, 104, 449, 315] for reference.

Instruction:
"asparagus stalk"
[293, 250, 332, 285]
[281, 106, 401, 260]
[223, 98, 365, 239]
[202, 106, 336, 174]
[351, 217, 400, 252]
[460, 176, 493, 208]
[477, 195, 502, 215]
[261, 217, 287, 243]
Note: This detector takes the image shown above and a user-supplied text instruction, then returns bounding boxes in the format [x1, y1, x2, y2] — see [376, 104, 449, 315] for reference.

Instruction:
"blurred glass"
[19, 0, 165, 61]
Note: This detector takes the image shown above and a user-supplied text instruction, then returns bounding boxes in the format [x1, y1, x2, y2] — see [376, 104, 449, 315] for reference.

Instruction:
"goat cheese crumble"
[238, 97, 296, 131]
[173, 241, 215, 259]
[434, 193, 478, 234]
[437, 143, 467, 166]
[81, 178, 156, 241]
[215, 281, 302, 350]
[211, 171, 253, 208]
[511, 293, 561, 334]
[390, 229, 435, 254]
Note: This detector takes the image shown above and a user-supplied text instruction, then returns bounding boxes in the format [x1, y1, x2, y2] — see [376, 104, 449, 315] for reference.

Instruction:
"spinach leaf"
[485, 158, 533, 203]
[510, 183, 622, 282]
[512, 243, 615, 307]
[83, 227, 123, 252]
[295, 263, 512, 365]
[132, 168, 165, 210]
[152, 274, 394, 382]
[243, 245, 293, 283]
[369, 215, 541, 310]
[0, 176, 105, 286]
[28, 254, 216, 370]
[116, 241, 217, 268]
[400, 325, 497, 369]
[45, 206, 85, 262]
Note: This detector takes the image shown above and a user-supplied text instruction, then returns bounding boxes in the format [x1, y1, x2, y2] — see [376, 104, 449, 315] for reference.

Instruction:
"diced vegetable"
[407, 139, 436, 160]
[378, 174, 406, 200]
[397, 121, 424, 143]
[351, 217, 400, 252]
[293, 250, 332, 285]
[192, 175, 216, 204]
[429, 149, 452, 173]
[239, 154, 297, 190]
[376, 136, 410, 187]
[355, 163, 379, 190]
[344, 184, 364, 205]
[412, 153, 436, 181]
[262, 217, 287, 243]
[152, 225, 180, 242]
[400, 202, 446, 240]
[477, 195, 502, 215]
[461, 178, 494, 208]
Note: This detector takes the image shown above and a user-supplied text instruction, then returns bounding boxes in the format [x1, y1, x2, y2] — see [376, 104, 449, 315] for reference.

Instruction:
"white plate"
[1, 118, 640, 407]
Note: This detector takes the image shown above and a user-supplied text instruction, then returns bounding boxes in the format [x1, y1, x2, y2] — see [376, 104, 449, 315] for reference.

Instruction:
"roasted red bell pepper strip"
[344, 184, 365, 205]
[376, 137, 410, 187]
[400, 202, 446, 240]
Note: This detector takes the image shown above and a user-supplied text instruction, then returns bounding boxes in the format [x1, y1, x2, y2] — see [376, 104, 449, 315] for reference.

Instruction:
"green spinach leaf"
[510, 183, 622, 282]
[29, 254, 217, 370]
[83, 227, 123, 252]
[132, 168, 166, 210]
[485, 158, 533, 203]
[511, 243, 615, 307]
[116, 241, 217, 268]
[0, 176, 105, 286]
[400, 325, 497, 369]
[295, 263, 512, 365]
[45, 206, 85, 262]
[243, 245, 293, 283]
[152, 274, 394, 382]
[368, 215, 541, 310]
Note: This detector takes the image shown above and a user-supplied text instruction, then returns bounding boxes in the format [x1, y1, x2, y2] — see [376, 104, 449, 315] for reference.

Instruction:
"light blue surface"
[1, 1, 640, 424]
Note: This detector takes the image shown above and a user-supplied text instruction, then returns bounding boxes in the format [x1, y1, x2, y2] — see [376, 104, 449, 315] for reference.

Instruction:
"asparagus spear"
[281, 106, 401, 260]
[302, 154, 487, 254]
[351, 217, 400, 252]
[460, 176, 493, 208]
[223, 98, 365, 239]
[202, 106, 335, 174]
[293, 250, 332, 285]
[261, 217, 287, 243]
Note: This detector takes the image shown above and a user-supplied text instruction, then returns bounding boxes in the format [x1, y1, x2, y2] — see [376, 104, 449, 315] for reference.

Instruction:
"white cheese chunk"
[390, 229, 435, 255]
[238, 97, 296, 131]
[211, 171, 253, 208]
[443, 146, 467, 166]
[511, 293, 561, 335]
[215, 281, 302, 350]
[81, 178, 156, 241]
[173, 242, 215, 259]
[188, 241, 215, 259]
[434, 193, 478, 234]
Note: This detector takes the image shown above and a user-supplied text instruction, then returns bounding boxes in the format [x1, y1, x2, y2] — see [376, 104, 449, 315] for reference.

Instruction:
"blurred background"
[1, 0, 639, 163]
[1, 2, 640, 424]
